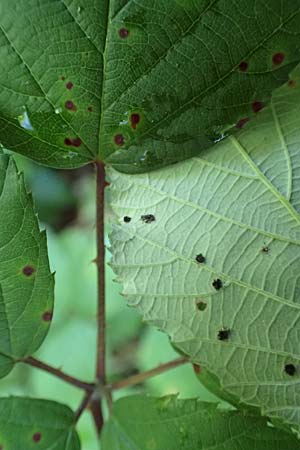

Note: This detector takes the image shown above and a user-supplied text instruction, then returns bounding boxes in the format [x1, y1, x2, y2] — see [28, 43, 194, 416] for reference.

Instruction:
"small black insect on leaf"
[285, 364, 296, 376]
[212, 279, 223, 290]
[123, 216, 131, 223]
[196, 254, 206, 264]
[141, 214, 155, 224]
[218, 328, 230, 341]
[261, 246, 269, 253]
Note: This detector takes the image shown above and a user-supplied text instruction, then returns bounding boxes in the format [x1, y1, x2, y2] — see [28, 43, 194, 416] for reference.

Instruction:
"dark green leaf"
[0, 155, 54, 377]
[0, 397, 80, 449]
[101, 395, 300, 450]
[1, 1, 300, 171]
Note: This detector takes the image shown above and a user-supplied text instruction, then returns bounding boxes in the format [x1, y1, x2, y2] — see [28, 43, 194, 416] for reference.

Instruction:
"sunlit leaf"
[109, 78, 300, 429]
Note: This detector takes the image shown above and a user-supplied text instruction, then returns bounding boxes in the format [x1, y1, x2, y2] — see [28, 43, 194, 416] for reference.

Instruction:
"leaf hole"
[212, 279, 223, 290]
[218, 328, 230, 341]
[123, 216, 131, 223]
[141, 214, 155, 223]
[285, 364, 296, 376]
[195, 254, 206, 264]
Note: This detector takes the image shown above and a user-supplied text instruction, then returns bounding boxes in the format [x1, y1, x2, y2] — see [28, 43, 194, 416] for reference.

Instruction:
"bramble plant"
[1, 0, 300, 448]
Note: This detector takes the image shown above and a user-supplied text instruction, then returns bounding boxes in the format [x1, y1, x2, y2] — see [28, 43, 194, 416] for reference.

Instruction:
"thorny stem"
[108, 357, 189, 391]
[95, 160, 106, 384]
[21, 357, 95, 391]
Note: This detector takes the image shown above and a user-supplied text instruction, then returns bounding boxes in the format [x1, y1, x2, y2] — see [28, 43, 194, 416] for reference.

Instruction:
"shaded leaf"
[109, 78, 300, 429]
[0, 155, 54, 377]
[1, 1, 300, 171]
[0, 397, 80, 449]
[101, 395, 300, 450]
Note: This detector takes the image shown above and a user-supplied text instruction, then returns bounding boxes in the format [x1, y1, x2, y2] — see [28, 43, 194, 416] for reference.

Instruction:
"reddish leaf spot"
[64, 137, 82, 147]
[42, 311, 53, 322]
[272, 52, 285, 66]
[65, 100, 76, 111]
[33, 433, 42, 443]
[61, 76, 65, 81]
[66, 82, 74, 90]
[252, 101, 264, 113]
[193, 364, 201, 374]
[288, 80, 296, 88]
[22, 266, 35, 277]
[87, 106, 93, 112]
[236, 117, 250, 129]
[130, 113, 140, 129]
[239, 61, 248, 72]
[114, 134, 125, 146]
[119, 28, 129, 39]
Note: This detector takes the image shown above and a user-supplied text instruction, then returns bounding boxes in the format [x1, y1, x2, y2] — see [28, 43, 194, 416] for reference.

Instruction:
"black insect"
[123, 216, 131, 223]
[141, 214, 155, 224]
[261, 246, 269, 253]
[196, 254, 206, 264]
[212, 279, 223, 290]
[285, 364, 296, 376]
[217, 328, 230, 341]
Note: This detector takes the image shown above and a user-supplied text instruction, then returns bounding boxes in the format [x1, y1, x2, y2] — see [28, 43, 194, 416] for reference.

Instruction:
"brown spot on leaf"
[130, 113, 141, 129]
[239, 61, 248, 72]
[42, 311, 53, 322]
[66, 82, 74, 90]
[252, 101, 264, 113]
[33, 433, 42, 443]
[114, 134, 125, 146]
[22, 266, 35, 277]
[272, 52, 285, 66]
[65, 100, 76, 111]
[119, 28, 129, 38]
[236, 118, 250, 129]
[64, 137, 81, 147]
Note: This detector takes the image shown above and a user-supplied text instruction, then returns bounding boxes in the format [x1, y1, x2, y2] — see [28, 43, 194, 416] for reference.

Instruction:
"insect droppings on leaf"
[196, 254, 206, 264]
[141, 214, 155, 223]
[114, 134, 125, 146]
[196, 300, 207, 311]
[212, 279, 223, 290]
[252, 101, 264, 113]
[218, 328, 230, 341]
[119, 28, 129, 38]
[272, 52, 285, 65]
[239, 61, 248, 72]
[42, 311, 53, 322]
[123, 216, 131, 223]
[285, 364, 296, 376]
[130, 113, 141, 129]
[22, 266, 35, 277]
[33, 433, 42, 443]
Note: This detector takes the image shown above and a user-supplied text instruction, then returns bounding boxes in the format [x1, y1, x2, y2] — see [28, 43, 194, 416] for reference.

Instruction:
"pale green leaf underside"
[1, 1, 300, 171]
[0, 155, 54, 378]
[109, 79, 300, 429]
[101, 395, 300, 450]
[0, 397, 80, 449]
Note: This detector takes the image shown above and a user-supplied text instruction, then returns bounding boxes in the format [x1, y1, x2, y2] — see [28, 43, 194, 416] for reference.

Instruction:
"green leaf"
[1, 1, 300, 171]
[0, 155, 54, 377]
[101, 395, 300, 450]
[109, 77, 300, 430]
[0, 397, 80, 449]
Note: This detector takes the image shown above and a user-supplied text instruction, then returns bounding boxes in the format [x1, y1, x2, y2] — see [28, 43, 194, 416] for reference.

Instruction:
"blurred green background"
[1, 155, 219, 449]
